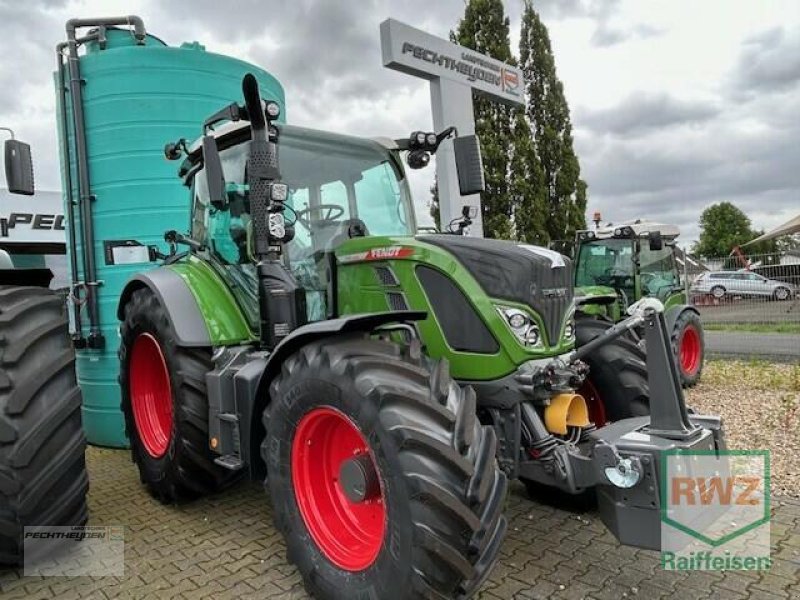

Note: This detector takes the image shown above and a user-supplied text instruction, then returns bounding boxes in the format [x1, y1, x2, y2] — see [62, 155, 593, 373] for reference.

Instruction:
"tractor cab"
[575, 220, 682, 309]
[182, 122, 418, 323]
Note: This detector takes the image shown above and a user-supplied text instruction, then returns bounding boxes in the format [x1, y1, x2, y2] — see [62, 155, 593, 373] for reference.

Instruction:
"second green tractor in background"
[574, 220, 705, 387]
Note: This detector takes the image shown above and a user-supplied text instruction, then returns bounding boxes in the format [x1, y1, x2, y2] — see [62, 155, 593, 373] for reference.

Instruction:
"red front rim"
[579, 378, 607, 427]
[129, 333, 173, 458]
[680, 325, 702, 376]
[291, 407, 386, 572]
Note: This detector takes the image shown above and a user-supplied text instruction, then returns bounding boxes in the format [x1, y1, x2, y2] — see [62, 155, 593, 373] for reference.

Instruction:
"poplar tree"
[452, 0, 519, 239]
[519, 1, 587, 243]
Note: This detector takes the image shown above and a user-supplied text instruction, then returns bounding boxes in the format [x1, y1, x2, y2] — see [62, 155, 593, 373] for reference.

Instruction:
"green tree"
[519, 1, 587, 243]
[452, 0, 520, 239]
[695, 202, 757, 258]
[429, 174, 440, 226]
[510, 111, 548, 243]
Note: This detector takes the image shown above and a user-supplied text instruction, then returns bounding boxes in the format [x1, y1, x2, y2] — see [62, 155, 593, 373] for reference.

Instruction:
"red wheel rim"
[680, 325, 701, 376]
[129, 333, 173, 458]
[579, 378, 607, 427]
[291, 407, 385, 571]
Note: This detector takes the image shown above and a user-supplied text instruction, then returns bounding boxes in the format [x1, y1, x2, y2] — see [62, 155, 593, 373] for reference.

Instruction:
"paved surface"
[1, 447, 799, 599]
[705, 332, 800, 361]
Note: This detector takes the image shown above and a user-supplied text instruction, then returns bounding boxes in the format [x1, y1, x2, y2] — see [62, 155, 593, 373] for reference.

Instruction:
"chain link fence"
[678, 249, 800, 360]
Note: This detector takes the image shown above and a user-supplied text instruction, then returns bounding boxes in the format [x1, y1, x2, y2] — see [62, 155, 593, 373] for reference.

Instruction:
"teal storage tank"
[56, 23, 284, 447]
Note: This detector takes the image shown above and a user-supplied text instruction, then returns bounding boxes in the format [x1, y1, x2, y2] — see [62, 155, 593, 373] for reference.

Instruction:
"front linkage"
[501, 298, 724, 549]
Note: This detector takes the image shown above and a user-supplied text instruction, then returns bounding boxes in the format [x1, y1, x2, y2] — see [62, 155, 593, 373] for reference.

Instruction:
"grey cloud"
[730, 26, 800, 96]
[574, 89, 800, 242]
[577, 93, 720, 136]
[590, 22, 664, 47]
[531, 0, 621, 21]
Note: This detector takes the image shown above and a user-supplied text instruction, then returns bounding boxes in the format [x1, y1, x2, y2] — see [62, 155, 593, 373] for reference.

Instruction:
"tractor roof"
[582, 219, 680, 240]
[187, 120, 398, 159]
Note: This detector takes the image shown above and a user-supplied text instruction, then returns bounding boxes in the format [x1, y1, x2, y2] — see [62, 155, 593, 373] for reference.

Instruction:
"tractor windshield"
[575, 239, 634, 290]
[190, 124, 416, 323]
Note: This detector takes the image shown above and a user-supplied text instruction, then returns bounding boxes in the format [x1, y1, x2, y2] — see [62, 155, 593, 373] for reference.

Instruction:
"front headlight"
[563, 322, 575, 341]
[496, 306, 543, 349]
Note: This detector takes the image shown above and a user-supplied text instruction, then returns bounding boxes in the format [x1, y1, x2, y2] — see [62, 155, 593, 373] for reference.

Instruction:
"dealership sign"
[380, 19, 524, 237]
[1, 189, 66, 247]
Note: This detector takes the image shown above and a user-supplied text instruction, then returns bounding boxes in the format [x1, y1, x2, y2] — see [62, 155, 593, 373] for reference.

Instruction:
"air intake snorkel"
[241, 73, 306, 349]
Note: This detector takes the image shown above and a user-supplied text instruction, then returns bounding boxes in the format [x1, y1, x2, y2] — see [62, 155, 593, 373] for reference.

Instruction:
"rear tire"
[264, 335, 507, 600]
[672, 311, 704, 388]
[119, 287, 239, 503]
[0, 286, 89, 564]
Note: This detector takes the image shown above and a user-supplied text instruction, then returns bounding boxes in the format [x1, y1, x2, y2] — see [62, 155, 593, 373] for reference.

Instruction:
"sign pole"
[380, 18, 524, 238]
[429, 78, 482, 235]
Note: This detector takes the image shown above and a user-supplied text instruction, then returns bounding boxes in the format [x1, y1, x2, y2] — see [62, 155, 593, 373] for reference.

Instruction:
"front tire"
[672, 311, 704, 388]
[119, 287, 239, 503]
[710, 285, 726, 299]
[264, 336, 507, 600]
[0, 286, 89, 564]
[575, 317, 650, 423]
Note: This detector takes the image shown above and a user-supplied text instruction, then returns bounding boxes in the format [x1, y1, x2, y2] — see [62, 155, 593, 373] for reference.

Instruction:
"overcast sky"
[1, 0, 798, 245]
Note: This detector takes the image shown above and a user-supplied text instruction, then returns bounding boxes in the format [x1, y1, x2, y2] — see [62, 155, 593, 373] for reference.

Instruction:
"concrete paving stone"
[1, 446, 797, 599]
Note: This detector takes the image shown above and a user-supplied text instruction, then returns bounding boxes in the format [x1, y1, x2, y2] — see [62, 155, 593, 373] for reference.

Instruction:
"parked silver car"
[691, 270, 796, 300]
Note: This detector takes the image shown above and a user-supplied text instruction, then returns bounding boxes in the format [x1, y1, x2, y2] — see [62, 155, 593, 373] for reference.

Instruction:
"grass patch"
[702, 359, 800, 391]
[703, 322, 800, 334]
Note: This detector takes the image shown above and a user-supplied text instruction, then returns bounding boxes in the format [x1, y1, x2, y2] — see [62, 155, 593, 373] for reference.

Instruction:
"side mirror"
[5, 139, 34, 195]
[648, 231, 663, 251]
[453, 135, 485, 196]
[202, 135, 227, 210]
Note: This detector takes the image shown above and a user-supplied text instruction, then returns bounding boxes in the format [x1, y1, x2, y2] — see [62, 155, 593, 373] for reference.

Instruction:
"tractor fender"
[245, 310, 427, 480]
[116, 268, 211, 347]
[663, 304, 699, 334]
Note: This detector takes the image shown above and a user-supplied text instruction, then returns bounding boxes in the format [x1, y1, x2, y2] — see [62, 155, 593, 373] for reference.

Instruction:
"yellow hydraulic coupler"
[545, 393, 590, 435]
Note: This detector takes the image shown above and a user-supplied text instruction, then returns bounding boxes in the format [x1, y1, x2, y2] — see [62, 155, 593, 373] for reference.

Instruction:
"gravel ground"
[687, 359, 800, 498]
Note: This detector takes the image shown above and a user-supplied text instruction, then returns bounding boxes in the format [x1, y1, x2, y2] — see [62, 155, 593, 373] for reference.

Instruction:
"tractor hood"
[418, 235, 573, 346]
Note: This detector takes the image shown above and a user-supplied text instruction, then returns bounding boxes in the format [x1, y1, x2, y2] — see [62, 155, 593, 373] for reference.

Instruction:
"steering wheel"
[295, 204, 345, 230]
[597, 267, 632, 287]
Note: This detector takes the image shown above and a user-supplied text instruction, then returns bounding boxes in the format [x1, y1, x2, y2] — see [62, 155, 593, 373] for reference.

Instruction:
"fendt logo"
[661, 450, 771, 571]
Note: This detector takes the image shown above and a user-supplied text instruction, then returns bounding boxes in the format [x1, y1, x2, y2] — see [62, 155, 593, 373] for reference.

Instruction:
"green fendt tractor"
[0, 133, 89, 564]
[574, 220, 704, 387]
[116, 75, 726, 598]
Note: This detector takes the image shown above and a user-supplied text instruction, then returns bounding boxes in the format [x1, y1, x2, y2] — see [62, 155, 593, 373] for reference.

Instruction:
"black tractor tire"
[0, 286, 89, 565]
[264, 335, 508, 600]
[575, 317, 650, 420]
[671, 310, 704, 388]
[119, 287, 239, 503]
[522, 317, 650, 509]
